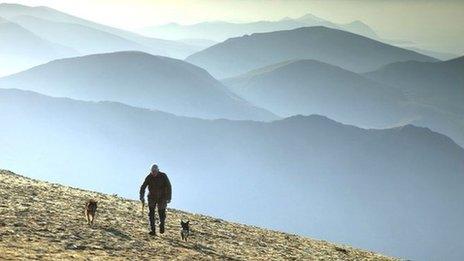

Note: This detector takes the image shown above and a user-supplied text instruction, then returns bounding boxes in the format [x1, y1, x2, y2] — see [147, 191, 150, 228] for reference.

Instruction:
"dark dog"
[180, 220, 190, 241]
[85, 199, 98, 226]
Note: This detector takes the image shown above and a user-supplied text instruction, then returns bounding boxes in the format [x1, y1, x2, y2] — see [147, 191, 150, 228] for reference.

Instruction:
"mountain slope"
[365, 56, 464, 114]
[0, 3, 199, 59]
[1, 89, 464, 260]
[8, 15, 154, 55]
[177, 38, 218, 49]
[139, 13, 378, 41]
[0, 19, 77, 76]
[186, 26, 436, 78]
[223, 59, 464, 145]
[0, 51, 276, 121]
[403, 46, 459, 60]
[223, 59, 407, 127]
[0, 170, 395, 260]
[363, 57, 464, 146]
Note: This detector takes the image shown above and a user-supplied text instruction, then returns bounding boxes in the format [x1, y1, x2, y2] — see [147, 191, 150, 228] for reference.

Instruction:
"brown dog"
[85, 199, 98, 226]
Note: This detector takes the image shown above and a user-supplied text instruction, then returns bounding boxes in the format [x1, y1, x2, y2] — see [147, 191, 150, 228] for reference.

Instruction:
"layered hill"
[186, 26, 436, 78]
[0, 3, 199, 58]
[364, 56, 464, 146]
[0, 51, 276, 121]
[140, 13, 378, 41]
[365, 56, 464, 115]
[223, 58, 464, 146]
[0, 170, 395, 260]
[223, 59, 407, 127]
[1, 89, 464, 260]
[8, 15, 154, 55]
[0, 18, 77, 76]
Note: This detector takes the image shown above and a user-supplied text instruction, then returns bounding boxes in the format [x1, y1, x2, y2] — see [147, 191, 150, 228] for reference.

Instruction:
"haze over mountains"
[224, 59, 406, 128]
[1, 88, 464, 261]
[139, 13, 378, 42]
[0, 51, 276, 121]
[8, 15, 155, 55]
[400, 46, 459, 61]
[365, 56, 464, 115]
[364, 56, 464, 146]
[223, 58, 464, 146]
[0, 17, 77, 76]
[140, 13, 458, 61]
[0, 3, 200, 76]
[186, 27, 437, 79]
[2, 2, 463, 261]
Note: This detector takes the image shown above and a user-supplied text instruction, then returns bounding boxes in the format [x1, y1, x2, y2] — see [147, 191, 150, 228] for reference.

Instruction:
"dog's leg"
[85, 210, 91, 225]
[93, 207, 97, 226]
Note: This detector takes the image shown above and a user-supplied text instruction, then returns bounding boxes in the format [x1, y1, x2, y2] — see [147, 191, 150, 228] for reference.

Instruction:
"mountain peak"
[280, 114, 342, 126]
[295, 13, 326, 22]
[345, 20, 367, 26]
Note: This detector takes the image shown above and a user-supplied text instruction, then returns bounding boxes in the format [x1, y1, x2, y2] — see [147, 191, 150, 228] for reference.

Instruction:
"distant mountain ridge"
[139, 13, 458, 61]
[0, 3, 199, 58]
[362, 56, 464, 146]
[223, 58, 464, 146]
[186, 26, 437, 78]
[0, 3, 201, 75]
[0, 51, 277, 121]
[0, 18, 77, 76]
[8, 15, 154, 55]
[223, 59, 407, 127]
[365, 56, 464, 114]
[139, 13, 378, 41]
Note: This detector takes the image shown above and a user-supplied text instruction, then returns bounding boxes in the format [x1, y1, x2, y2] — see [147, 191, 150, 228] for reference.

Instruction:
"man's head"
[151, 164, 159, 175]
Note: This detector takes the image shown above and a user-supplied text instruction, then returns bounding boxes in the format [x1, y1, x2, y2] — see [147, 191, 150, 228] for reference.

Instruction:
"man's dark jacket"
[140, 172, 172, 206]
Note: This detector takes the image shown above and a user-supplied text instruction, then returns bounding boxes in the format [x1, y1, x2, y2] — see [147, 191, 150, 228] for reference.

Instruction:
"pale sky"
[2, 0, 464, 54]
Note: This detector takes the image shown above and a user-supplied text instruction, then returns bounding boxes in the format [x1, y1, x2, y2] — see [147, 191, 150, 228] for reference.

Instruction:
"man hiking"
[140, 164, 172, 235]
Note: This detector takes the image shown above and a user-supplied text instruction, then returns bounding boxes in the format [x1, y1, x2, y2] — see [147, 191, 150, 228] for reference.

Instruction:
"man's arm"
[165, 174, 172, 202]
[139, 176, 149, 201]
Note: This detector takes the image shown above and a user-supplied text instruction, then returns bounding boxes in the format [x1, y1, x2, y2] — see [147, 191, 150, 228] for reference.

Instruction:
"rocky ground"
[0, 170, 397, 260]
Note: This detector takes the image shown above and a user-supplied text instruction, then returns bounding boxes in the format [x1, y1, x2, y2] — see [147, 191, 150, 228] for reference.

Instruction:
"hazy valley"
[1, 2, 463, 260]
